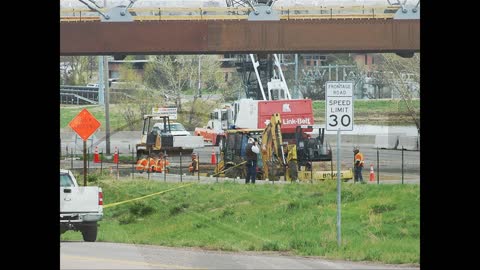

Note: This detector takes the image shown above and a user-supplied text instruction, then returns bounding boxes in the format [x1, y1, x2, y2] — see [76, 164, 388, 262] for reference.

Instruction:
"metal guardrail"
[60, 85, 137, 105]
[60, 5, 399, 22]
[61, 85, 99, 91]
[60, 92, 98, 105]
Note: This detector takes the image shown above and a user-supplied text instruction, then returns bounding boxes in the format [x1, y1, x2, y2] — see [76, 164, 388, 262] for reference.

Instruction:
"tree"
[117, 95, 138, 131]
[143, 55, 228, 127]
[292, 53, 360, 100]
[60, 56, 98, 85]
[370, 53, 420, 133]
[223, 73, 243, 102]
[178, 99, 220, 130]
[117, 88, 166, 131]
[117, 58, 143, 87]
[144, 55, 198, 111]
[187, 55, 232, 125]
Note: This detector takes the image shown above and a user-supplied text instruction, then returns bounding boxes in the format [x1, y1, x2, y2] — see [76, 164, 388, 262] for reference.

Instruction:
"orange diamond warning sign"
[68, 109, 101, 141]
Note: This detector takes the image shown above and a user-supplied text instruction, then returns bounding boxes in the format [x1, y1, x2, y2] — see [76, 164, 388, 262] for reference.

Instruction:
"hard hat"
[248, 137, 254, 143]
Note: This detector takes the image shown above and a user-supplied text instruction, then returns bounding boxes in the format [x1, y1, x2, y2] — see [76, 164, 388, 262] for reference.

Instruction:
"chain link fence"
[60, 145, 419, 185]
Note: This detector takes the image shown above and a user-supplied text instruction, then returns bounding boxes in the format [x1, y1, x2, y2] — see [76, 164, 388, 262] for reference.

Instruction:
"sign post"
[325, 81, 354, 247]
[68, 109, 101, 186]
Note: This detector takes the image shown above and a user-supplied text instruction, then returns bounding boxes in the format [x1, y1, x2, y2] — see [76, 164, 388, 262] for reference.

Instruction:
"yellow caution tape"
[103, 182, 196, 208]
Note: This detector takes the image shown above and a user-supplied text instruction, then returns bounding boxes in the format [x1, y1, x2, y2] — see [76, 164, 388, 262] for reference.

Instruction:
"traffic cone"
[369, 164, 375, 182]
[211, 147, 217, 165]
[113, 147, 119, 164]
[94, 146, 100, 163]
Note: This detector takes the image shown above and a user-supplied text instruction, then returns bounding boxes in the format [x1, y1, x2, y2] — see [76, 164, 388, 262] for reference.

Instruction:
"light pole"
[294, 54, 298, 98]
[98, 57, 104, 105]
[103, 56, 111, 155]
[103, 0, 111, 155]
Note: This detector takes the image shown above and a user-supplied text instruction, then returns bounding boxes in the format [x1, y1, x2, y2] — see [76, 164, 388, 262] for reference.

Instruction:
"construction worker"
[153, 153, 164, 173]
[135, 156, 149, 173]
[245, 137, 260, 184]
[189, 153, 199, 175]
[353, 146, 365, 183]
[147, 155, 158, 173]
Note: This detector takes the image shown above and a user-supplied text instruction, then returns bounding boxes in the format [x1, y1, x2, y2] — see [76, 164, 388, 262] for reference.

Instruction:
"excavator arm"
[260, 113, 286, 180]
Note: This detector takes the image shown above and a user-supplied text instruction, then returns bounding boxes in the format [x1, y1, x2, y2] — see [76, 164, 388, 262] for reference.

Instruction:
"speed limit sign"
[325, 81, 354, 131]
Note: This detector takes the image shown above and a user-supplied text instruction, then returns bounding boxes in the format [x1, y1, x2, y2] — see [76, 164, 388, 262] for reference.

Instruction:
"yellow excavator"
[261, 113, 353, 182]
[261, 113, 298, 181]
[260, 113, 289, 181]
[293, 124, 353, 181]
[214, 113, 352, 181]
[213, 113, 287, 181]
[213, 128, 263, 179]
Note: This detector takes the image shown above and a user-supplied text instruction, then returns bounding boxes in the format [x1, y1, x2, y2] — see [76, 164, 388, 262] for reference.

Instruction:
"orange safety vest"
[156, 159, 170, 173]
[148, 157, 157, 172]
[135, 158, 148, 171]
[154, 159, 163, 173]
[354, 152, 364, 167]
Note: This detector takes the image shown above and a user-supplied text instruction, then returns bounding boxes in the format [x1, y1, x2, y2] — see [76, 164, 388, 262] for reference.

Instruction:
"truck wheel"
[81, 224, 98, 242]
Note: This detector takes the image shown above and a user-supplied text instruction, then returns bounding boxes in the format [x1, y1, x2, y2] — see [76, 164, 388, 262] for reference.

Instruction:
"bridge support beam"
[60, 19, 419, 55]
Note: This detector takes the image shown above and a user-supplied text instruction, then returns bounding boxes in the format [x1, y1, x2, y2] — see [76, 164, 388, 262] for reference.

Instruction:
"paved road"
[61, 242, 419, 269]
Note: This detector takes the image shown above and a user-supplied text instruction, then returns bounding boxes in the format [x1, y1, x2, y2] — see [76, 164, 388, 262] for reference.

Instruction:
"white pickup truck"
[60, 169, 103, 242]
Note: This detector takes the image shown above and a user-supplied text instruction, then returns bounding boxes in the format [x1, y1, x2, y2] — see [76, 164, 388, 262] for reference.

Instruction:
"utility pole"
[294, 54, 298, 98]
[103, 0, 111, 155]
[98, 57, 104, 105]
[104, 56, 111, 155]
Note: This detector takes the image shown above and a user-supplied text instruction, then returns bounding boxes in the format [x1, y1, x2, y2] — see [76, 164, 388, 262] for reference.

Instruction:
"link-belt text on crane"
[282, 118, 312, 125]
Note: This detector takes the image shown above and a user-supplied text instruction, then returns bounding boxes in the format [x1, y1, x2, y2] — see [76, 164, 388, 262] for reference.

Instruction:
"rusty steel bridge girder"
[60, 19, 419, 55]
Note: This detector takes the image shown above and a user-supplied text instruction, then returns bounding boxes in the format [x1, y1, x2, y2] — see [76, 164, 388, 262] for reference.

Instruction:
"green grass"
[61, 178, 419, 265]
[313, 99, 420, 125]
[60, 104, 128, 131]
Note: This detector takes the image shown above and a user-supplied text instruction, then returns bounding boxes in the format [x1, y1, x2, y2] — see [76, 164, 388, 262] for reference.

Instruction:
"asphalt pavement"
[61, 242, 419, 269]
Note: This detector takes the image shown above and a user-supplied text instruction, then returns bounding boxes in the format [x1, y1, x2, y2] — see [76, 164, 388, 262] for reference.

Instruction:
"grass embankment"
[313, 99, 420, 125]
[60, 104, 126, 131]
[61, 99, 420, 130]
[61, 178, 419, 265]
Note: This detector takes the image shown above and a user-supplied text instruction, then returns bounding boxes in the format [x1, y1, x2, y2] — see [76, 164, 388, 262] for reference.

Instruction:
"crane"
[225, 0, 292, 101]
